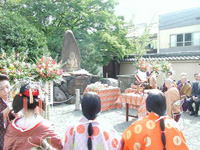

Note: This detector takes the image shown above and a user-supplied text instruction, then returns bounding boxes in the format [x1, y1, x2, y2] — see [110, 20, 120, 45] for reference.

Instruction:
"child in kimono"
[64, 92, 122, 150]
[122, 90, 189, 150]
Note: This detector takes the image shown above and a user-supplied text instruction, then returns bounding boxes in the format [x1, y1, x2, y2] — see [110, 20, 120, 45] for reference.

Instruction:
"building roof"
[159, 7, 200, 30]
[122, 52, 200, 62]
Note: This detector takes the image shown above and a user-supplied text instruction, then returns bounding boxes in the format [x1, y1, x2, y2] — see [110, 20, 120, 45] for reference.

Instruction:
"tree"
[3, 0, 131, 74]
[125, 20, 154, 61]
[0, 10, 49, 61]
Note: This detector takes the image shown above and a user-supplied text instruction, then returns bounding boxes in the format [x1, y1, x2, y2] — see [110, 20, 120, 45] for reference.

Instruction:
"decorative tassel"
[38, 98, 42, 114]
[11, 90, 16, 98]
[48, 138, 52, 146]
[29, 89, 33, 104]
[23, 97, 27, 111]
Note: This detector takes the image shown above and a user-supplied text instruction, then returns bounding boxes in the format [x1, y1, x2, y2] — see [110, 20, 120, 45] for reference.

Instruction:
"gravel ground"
[50, 104, 200, 150]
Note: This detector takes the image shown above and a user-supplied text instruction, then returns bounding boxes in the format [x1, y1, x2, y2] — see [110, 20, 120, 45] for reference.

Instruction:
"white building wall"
[120, 60, 200, 88]
[120, 62, 137, 75]
[159, 24, 200, 49]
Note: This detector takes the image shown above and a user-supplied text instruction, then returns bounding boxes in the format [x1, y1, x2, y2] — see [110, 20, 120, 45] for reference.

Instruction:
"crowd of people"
[1, 71, 199, 149]
[162, 72, 200, 118]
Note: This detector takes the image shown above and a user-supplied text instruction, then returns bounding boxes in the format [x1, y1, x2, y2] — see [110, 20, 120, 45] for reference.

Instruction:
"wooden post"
[46, 104, 50, 120]
[43, 81, 53, 120]
[126, 103, 129, 122]
[106, 72, 108, 79]
[75, 89, 80, 111]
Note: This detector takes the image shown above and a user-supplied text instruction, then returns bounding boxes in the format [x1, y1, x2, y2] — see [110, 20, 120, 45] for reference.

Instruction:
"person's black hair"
[146, 90, 166, 150]
[194, 73, 198, 77]
[12, 95, 39, 113]
[12, 83, 45, 113]
[81, 92, 101, 150]
[0, 74, 10, 81]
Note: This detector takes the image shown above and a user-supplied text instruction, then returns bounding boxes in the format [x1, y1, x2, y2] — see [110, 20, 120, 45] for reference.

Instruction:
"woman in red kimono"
[122, 90, 189, 150]
[0, 75, 15, 150]
[3, 82, 63, 150]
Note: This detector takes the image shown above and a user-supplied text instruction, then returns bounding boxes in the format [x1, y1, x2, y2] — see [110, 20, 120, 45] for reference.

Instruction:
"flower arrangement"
[160, 60, 174, 74]
[0, 50, 32, 84]
[32, 56, 63, 83]
[136, 57, 174, 75]
[0, 50, 63, 83]
[150, 61, 161, 74]
[136, 58, 149, 72]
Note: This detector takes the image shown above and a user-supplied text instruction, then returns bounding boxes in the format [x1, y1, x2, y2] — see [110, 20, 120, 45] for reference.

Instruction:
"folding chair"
[171, 100, 184, 122]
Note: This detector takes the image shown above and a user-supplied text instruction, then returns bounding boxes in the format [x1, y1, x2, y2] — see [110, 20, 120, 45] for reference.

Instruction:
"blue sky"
[115, 0, 200, 23]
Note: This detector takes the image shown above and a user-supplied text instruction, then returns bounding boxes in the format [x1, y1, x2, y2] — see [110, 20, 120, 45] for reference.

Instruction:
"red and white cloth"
[117, 93, 148, 118]
[84, 86, 122, 112]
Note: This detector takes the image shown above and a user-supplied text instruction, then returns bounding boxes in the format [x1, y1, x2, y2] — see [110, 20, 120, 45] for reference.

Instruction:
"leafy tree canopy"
[0, 9, 49, 61]
[2, 0, 132, 74]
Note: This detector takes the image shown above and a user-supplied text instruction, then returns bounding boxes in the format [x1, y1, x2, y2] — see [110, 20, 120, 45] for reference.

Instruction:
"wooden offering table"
[84, 86, 122, 112]
[117, 93, 148, 121]
[118, 89, 159, 121]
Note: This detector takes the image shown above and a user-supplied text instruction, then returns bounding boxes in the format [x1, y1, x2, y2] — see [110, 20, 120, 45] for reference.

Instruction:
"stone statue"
[61, 30, 81, 72]
[66, 52, 78, 69]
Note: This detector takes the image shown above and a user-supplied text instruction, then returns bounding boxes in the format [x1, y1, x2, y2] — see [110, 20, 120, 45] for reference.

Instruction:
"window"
[177, 34, 183, 47]
[185, 33, 192, 46]
[193, 32, 200, 45]
[170, 32, 200, 47]
[170, 35, 176, 47]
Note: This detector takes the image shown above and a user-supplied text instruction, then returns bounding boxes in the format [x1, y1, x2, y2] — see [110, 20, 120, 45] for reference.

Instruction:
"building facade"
[118, 7, 200, 87]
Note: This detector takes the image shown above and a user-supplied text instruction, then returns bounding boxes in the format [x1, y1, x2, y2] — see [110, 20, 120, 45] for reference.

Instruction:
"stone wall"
[53, 75, 100, 103]
[117, 74, 137, 92]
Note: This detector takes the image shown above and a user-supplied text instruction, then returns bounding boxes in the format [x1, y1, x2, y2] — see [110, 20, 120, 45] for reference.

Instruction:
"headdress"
[11, 80, 45, 113]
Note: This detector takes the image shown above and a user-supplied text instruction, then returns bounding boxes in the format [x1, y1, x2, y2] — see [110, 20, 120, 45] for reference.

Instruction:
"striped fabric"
[84, 87, 122, 112]
[117, 93, 148, 118]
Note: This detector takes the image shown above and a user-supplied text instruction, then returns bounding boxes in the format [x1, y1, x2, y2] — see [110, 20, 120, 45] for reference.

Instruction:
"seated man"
[165, 79, 181, 121]
[162, 71, 173, 92]
[148, 71, 157, 89]
[177, 72, 187, 86]
[187, 74, 200, 117]
[179, 76, 192, 111]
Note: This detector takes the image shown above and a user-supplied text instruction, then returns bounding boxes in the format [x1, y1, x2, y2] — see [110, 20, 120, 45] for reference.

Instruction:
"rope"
[53, 95, 76, 104]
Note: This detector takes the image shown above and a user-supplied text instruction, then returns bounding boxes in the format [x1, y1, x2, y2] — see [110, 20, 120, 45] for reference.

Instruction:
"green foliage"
[126, 21, 153, 61]
[0, 10, 49, 62]
[0, 50, 63, 83]
[3, 0, 131, 75]
[2, 0, 152, 75]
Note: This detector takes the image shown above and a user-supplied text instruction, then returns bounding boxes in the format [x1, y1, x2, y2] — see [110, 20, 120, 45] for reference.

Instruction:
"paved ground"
[50, 104, 200, 150]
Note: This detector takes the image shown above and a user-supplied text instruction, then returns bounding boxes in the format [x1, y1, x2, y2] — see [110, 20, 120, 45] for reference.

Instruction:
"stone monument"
[61, 30, 81, 72]
[53, 30, 100, 104]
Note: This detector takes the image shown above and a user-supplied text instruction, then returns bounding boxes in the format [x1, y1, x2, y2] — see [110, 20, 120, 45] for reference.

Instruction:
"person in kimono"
[146, 65, 157, 89]
[64, 92, 122, 150]
[164, 79, 181, 121]
[186, 73, 200, 117]
[162, 71, 173, 92]
[122, 90, 189, 150]
[0, 74, 15, 150]
[3, 82, 63, 150]
[178, 76, 192, 111]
